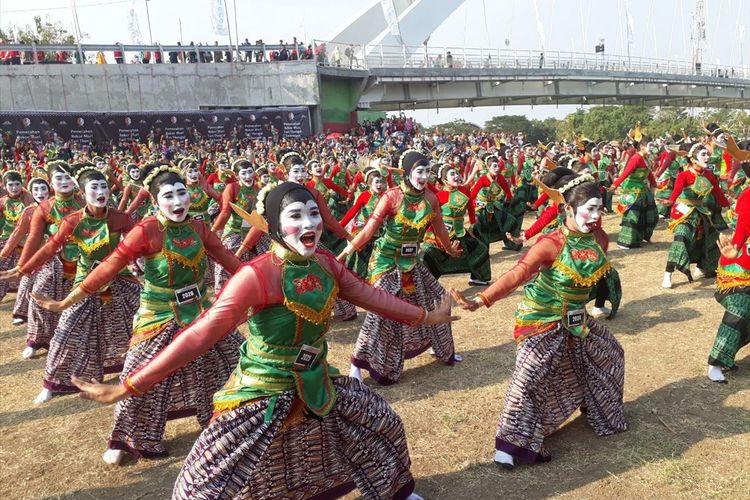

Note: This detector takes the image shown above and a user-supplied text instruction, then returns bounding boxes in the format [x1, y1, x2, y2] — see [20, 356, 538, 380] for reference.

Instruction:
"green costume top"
[69, 209, 130, 287]
[424, 187, 469, 244]
[597, 155, 612, 183]
[132, 213, 209, 345]
[475, 175, 508, 213]
[520, 158, 535, 183]
[1, 196, 27, 240]
[213, 244, 341, 421]
[514, 227, 611, 342]
[223, 184, 256, 238]
[188, 185, 212, 220]
[47, 193, 83, 264]
[668, 171, 716, 232]
[352, 191, 381, 236]
[368, 184, 433, 282]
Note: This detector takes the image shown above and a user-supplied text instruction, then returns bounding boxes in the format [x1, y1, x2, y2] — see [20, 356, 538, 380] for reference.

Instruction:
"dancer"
[339, 167, 386, 277]
[118, 163, 150, 221]
[211, 159, 257, 290]
[181, 157, 221, 221]
[72, 182, 453, 500]
[16, 160, 83, 359]
[422, 162, 491, 286]
[0, 176, 51, 325]
[609, 136, 657, 249]
[470, 154, 521, 251]
[14, 166, 140, 404]
[451, 168, 627, 469]
[0, 171, 34, 302]
[36, 163, 244, 464]
[659, 143, 729, 289]
[339, 150, 463, 385]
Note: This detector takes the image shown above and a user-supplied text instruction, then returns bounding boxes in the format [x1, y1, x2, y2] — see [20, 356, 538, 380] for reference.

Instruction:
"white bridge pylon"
[326, 0, 466, 55]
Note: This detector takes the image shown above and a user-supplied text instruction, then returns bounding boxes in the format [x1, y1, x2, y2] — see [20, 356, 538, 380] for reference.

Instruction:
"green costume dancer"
[610, 142, 657, 249]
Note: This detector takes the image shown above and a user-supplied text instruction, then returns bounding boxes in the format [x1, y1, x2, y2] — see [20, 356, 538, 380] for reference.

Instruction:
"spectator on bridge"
[142, 50, 151, 64]
[255, 39, 264, 62]
[242, 38, 251, 62]
[96, 51, 107, 64]
[304, 44, 313, 60]
[333, 45, 341, 67]
[154, 48, 163, 64]
[278, 42, 289, 61]
[213, 42, 223, 63]
[188, 42, 197, 63]
[168, 44, 179, 64]
[539, 51, 545, 68]
[114, 44, 124, 64]
[446, 51, 453, 68]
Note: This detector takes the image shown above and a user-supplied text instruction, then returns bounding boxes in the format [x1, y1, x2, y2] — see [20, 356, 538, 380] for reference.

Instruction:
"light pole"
[144, 0, 153, 44]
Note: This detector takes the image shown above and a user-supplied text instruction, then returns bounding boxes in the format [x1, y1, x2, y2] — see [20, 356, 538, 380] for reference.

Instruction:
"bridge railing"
[312, 40, 749, 80]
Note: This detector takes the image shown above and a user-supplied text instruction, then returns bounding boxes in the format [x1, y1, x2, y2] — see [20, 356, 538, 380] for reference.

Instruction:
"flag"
[211, 0, 229, 36]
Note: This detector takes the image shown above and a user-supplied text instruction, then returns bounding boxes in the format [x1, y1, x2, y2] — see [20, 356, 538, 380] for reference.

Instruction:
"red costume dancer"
[0, 177, 51, 326]
[339, 150, 463, 385]
[17, 161, 83, 359]
[211, 159, 257, 291]
[20, 166, 140, 404]
[73, 183, 449, 500]
[39, 164, 244, 464]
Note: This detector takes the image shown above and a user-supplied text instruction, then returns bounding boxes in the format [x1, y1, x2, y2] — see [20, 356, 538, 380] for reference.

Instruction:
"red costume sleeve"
[532, 192, 549, 210]
[732, 189, 750, 247]
[426, 190, 454, 250]
[348, 187, 398, 250]
[469, 175, 489, 199]
[203, 180, 222, 202]
[669, 171, 689, 203]
[239, 227, 264, 254]
[523, 205, 559, 240]
[125, 187, 151, 215]
[20, 212, 79, 275]
[124, 250, 425, 394]
[706, 171, 730, 207]
[117, 184, 132, 211]
[612, 153, 645, 188]
[195, 220, 241, 274]
[339, 191, 370, 228]
[479, 231, 564, 305]
[496, 175, 513, 201]
[18, 200, 51, 267]
[461, 186, 477, 224]
[322, 178, 348, 197]
[211, 182, 238, 233]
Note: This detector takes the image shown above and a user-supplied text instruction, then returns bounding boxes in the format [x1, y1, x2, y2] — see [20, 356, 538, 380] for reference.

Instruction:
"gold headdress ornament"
[627, 122, 643, 143]
[279, 151, 303, 167]
[688, 142, 705, 159]
[142, 165, 183, 193]
[29, 167, 49, 183]
[178, 157, 198, 170]
[666, 144, 689, 157]
[726, 134, 750, 162]
[531, 173, 596, 206]
[74, 165, 104, 186]
[231, 158, 253, 171]
[230, 203, 269, 233]
[46, 159, 74, 177]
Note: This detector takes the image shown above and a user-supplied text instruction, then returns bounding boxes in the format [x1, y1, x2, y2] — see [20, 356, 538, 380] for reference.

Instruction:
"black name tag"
[400, 243, 418, 257]
[192, 214, 204, 221]
[566, 309, 585, 328]
[293, 344, 321, 370]
[174, 284, 201, 305]
[444, 222, 453, 233]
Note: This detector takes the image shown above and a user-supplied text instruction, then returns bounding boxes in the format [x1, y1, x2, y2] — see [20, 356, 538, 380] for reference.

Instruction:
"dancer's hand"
[717, 233, 740, 259]
[446, 240, 463, 257]
[505, 232, 525, 246]
[71, 376, 130, 404]
[31, 292, 68, 312]
[0, 266, 20, 281]
[606, 185, 617, 192]
[234, 245, 247, 259]
[337, 242, 355, 261]
[449, 287, 484, 312]
[656, 198, 672, 206]
[423, 294, 460, 324]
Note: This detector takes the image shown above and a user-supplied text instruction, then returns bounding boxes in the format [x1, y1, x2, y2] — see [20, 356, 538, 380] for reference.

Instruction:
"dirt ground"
[1, 211, 749, 500]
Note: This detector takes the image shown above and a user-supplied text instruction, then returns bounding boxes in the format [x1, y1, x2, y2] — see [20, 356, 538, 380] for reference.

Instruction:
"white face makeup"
[31, 182, 50, 203]
[309, 162, 324, 177]
[218, 162, 231, 172]
[51, 170, 75, 194]
[409, 165, 429, 191]
[571, 197, 603, 233]
[694, 149, 709, 168]
[370, 176, 385, 193]
[237, 167, 255, 186]
[5, 180, 22, 197]
[129, 168, 141, 181]
[185, 166, 200, 183]
[488, 161, 501, 176]
[715, 133, 727, 148]
[260, 173, 271, 185]
[280, 199, 323, 258]
[444, 168, 462, 187]
[288, 164, 308, 184]
[84, 179, 110, 209]
[156, 182, 190, 222]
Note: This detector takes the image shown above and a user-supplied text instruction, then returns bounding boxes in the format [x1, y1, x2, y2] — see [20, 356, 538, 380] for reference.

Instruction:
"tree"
[578, 106, 651, 141]
[1, 15, 77, 44]
[434, 118, 480, 135]
[484, 115, 532, 134]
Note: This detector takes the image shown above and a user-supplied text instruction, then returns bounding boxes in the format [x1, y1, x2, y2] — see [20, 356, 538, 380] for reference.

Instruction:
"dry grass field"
[1, 212, 749, 499]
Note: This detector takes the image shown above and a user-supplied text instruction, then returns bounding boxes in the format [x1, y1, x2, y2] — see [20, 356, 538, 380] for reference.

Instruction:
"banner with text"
[0, 108, 312, 147]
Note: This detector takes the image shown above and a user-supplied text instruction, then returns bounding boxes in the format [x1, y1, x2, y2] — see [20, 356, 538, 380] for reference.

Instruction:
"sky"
[1, 0, 749, 125]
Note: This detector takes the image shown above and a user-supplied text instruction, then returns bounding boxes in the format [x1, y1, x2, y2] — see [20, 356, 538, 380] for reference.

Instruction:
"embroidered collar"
[272, 241, 313, 264]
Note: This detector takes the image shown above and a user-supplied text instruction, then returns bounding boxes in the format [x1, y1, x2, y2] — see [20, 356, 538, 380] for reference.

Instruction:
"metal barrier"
[312, 40, 750, 79]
